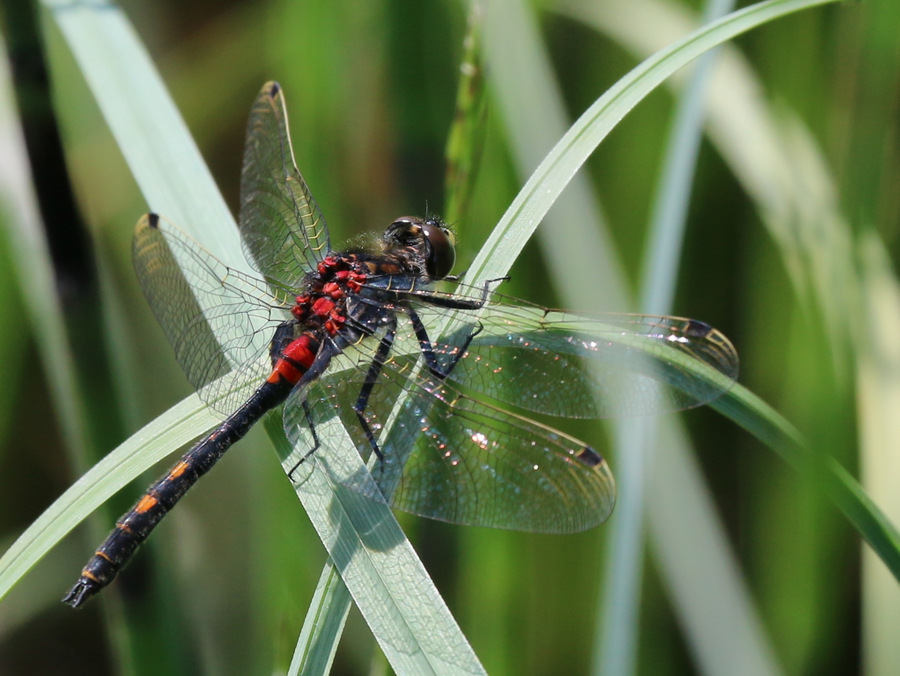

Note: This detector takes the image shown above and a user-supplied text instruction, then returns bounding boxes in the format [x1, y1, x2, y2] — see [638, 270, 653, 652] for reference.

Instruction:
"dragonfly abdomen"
[63, 337, 320, 608]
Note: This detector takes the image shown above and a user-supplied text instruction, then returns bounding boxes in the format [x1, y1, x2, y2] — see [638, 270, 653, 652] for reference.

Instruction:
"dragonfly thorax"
[290, 216, 457, 339]
[292, 255, 369, 337]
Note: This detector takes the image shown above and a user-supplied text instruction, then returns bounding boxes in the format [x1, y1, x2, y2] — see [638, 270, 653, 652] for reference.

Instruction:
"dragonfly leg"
[480, 276, 508, 300]
[286, 399, 322, 480]
[394, 275, 501, 378]
[352, 324, 398, 462]
[406, 306, 484, 379]
[281, 341, 341, 478]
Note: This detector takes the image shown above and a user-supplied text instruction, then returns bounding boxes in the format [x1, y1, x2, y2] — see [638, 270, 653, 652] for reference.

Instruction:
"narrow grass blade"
[444, 2, 488, 226]
[267, 417, 484, 676]
[44, 0, 240, 265]
[711, 383, 900, 580]
[289, 562, 351, 675]
[0, 29, 91, 470]
[555, 0, 900, 583]
[604, 0, 756, 673]
[484, 1, 829, 674]
[469, 0, 843, 287]
[38, 1, 485, 673]
[0, 395, 218, 603]
[857, 233, 900, 673]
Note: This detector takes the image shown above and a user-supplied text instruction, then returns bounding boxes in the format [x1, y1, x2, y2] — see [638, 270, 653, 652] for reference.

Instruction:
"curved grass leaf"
[0, 396, 219, 603]
[13, 1, 486, 674]
[480, 0, 900, 580]
[467, 0, 844, 286]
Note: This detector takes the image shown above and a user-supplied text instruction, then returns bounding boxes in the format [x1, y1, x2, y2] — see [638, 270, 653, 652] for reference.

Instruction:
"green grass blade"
[556, 0, 877, 672]
[289, 562, 351, 675]
[0, 395, 218, 602]
[44, 0, 240, 264]
[444, 3, 487, 227]
[0, 28, 91, 471]
[2, 15, 201, 671]
[576, 0, 858, 368]
[468, 0, 843, 287]
[638, 0, 736, 315]
[857, 232, 900, 673]
[0, 16, 98, 605]
[554, 0, 900, 580]
[266, 417, 484, 676]
[602, 0, 751, 673]
[482, 0, 628, 311]
[711, 383, 900, 579]
[36, 2, 485, 673]
[644, 417, 783, 676]
[485, 1, 840, 673]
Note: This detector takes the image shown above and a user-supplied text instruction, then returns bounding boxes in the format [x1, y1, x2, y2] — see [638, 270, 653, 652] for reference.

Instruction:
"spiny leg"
[406, 305, 483, 379]
[287, 399, 323, 480]
[352, 324, 398, 462]
[283, 342, 340, 479]
[399, 275, 504, 378]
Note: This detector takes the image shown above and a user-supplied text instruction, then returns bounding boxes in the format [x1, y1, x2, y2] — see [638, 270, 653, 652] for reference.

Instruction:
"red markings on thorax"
[272, 255, 375, 387]
[291, 255, 367, 336]
[311, 297, 335, 316]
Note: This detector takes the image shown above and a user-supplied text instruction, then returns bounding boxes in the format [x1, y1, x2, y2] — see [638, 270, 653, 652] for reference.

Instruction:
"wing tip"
[135, 212, 160, 233]
[262, 80, 281, 99]
[576, 444, 605, 468]
[679, 318, 740, 381]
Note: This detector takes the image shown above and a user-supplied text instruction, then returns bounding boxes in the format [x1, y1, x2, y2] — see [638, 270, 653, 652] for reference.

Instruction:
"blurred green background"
[1, 0, 899, 674]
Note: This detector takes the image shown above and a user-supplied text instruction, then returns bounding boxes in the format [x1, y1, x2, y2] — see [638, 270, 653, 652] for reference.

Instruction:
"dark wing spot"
[575, 445, 605, 467]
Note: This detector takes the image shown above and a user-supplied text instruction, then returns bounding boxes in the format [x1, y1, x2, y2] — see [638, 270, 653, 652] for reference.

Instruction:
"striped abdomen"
[63, 333, 320, 608]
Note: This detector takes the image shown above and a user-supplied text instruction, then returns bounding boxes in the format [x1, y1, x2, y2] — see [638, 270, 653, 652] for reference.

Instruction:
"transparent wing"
[277, 283, 734, 532]
[449, 309, 737, 418]
[239, 81, 331, 286]
[372, 284, 739, 419]
[132, 214, 294, 414]
[282, 332, 616, 534]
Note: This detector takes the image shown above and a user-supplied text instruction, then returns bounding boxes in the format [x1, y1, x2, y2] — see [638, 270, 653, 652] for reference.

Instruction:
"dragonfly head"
[383, 216, 457, 280]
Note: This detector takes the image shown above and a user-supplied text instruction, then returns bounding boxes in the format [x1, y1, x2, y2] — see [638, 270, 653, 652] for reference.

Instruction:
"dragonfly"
[64, 81, 738, 608]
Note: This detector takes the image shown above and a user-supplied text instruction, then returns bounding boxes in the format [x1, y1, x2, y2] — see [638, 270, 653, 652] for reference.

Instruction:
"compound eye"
[421, 219, 456, 279]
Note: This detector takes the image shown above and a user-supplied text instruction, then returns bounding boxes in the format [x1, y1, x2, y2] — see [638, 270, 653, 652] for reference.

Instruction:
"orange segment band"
[135, 494, 158, 513]
[169, 460, 189, 478]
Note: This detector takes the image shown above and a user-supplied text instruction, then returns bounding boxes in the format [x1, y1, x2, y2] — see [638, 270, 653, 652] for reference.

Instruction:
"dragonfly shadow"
[312, 453, 407, 557]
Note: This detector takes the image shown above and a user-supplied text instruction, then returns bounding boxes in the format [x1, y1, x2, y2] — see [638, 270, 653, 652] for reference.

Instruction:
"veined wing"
[133, 213, 293, 414]
[239, 81, 331, 287]
[282, 333, 616, 534]
[357, 284, 738, 419]
[447, 303, 737, 419]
